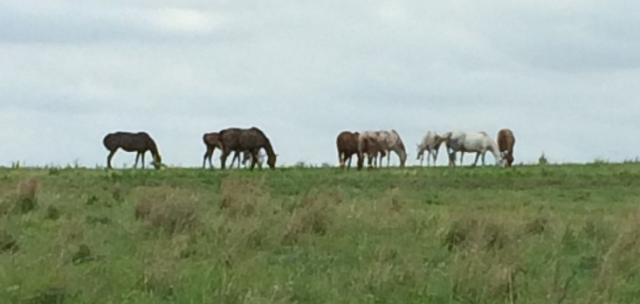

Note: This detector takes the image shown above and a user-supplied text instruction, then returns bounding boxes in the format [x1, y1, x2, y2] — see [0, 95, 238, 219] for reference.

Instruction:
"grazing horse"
[417, 131, 445, 166]
[336, 131, 361, 169]
[442, 131, 503, 167]
[218, 127, 277, 170]
[497, 129, 516, 167]
[359, 130, 407, 167]
[357, 134, 387, 169]
[202, 132, 223, 169]
[103, 132, 162, 169]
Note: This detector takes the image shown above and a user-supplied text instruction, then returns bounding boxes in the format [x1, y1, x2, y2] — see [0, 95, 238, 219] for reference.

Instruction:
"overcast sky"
[1, 0, 639, 168]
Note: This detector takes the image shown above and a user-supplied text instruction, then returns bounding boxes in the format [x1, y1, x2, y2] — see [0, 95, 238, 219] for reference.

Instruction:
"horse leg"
[460, 152, 464, 166]
[230, 152, 237, 168]
[482, 152, 486, 166]
[141, 152, 146, 169]
[250, 150, 259, 170]
[472, 152, 481, 167]
[347, 155, 352, 169]
[209, 149, 215, 169]
[220, 149, 230, 170]
[233, 151, 241, 168]
[107, 149, 117, 169]
[203, 146, 213, 169]
[133, 152, 140, 169]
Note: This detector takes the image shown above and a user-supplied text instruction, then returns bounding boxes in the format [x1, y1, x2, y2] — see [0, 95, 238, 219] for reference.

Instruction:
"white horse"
[417, 131, 445, 166]
[442, 131, 504, 167]
[359, 130, 407, 167]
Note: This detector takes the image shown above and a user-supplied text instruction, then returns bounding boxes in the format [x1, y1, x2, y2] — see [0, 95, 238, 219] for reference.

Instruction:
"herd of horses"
[102, 127, 515, 170]
[337, 128, 515, 170]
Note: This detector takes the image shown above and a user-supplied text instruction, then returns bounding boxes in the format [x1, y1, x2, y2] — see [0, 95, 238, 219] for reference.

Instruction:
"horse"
[336, 131, 361, 169]
[417, 131, 445, 166]
[359, 130, 407, 167]
[442, 131, 504, 167]
[357, 134, 387, 169]
[218, 127, 277, 170]
[497, 129, 516, 167]
[202, 132, 222, 169]
[103, 132, 162, 169]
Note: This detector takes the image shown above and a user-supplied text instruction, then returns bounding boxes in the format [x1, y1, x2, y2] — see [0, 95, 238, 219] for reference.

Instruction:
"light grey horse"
[417, 131, 445, 166]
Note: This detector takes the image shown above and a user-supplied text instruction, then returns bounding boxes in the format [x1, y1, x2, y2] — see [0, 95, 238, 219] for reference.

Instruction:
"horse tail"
[103, 133, 116, 150]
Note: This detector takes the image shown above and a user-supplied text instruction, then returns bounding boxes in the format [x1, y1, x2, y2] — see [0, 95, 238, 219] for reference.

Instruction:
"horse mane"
[250, 127, 276, 158]
[261, 134, 276, 158]
[146, 135, 161, 160]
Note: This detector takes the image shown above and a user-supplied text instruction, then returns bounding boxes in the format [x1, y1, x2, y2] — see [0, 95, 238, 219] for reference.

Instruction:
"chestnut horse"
[218, 127, 277, 170]
[497, 129, 516, 167]
[103, 132, 162, 169]
[336, 131, 361, 169]
[358, 134, 388, 169]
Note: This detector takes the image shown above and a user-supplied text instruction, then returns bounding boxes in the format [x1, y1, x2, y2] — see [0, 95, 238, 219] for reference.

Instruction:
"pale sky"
[1, 1, 639, 167]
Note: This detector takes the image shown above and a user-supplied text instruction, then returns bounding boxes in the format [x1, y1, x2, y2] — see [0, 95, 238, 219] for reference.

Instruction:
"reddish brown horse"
[336, 131, 361, 169]
[218, 127, 277, 170]
[202, 132, 223, 169]
[497, 129, 516, 167]
[358, 135, 387, 169]
[103, 132, 162, 169]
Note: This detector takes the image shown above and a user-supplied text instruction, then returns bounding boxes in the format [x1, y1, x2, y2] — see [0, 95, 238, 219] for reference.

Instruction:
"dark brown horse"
[336, 131, 361, 169]
[497, 128, 516, 167]
[202, 132, 223, 169]
[218, 127, 277, 170]
[103, 132, 162, 169]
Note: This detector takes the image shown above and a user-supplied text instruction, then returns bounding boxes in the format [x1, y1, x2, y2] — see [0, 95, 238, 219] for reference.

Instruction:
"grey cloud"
[1, 1, 640, 167]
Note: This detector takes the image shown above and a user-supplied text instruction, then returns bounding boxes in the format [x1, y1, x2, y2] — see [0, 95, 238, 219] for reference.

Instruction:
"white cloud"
[145, 8, 225, 34]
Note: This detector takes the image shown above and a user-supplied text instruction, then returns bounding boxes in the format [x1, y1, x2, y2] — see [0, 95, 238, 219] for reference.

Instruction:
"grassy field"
[1, 164, 640, 303]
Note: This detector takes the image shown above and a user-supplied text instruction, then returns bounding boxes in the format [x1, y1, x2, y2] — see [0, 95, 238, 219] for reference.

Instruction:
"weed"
[15, 178, 39, 213]
[0, 230, 18, 253]
[134, 188, 200, 234]
[44, 205, 60, 220]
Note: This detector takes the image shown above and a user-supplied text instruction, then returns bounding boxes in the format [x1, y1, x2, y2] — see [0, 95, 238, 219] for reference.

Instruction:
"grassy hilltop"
[1, 164, 640, 303]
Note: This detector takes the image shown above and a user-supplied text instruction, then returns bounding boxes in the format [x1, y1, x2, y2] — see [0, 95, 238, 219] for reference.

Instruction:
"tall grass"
[1, 164, 640, 303]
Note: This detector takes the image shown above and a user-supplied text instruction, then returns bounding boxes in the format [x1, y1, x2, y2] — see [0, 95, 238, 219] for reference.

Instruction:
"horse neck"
[393, 141, 407, 160]
[147, 139, 160, 159]
[262, 139, 276, 160]
[417, 141, 427, 154]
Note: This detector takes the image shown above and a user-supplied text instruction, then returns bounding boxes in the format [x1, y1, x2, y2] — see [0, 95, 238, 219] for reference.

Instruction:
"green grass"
[1, 164, 640, 303]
